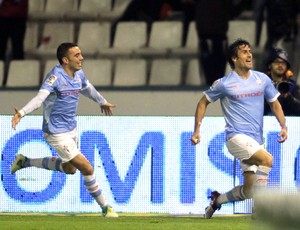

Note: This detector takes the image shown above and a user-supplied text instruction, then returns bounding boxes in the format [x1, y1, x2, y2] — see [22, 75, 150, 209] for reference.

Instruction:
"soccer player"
[11, 42, 118, 218]
[190, 38, 287, 219]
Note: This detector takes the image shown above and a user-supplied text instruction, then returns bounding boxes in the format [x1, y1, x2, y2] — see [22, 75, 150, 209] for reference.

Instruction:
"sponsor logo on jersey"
[59, 90, 80, 96]
[231, 91, 263, 99]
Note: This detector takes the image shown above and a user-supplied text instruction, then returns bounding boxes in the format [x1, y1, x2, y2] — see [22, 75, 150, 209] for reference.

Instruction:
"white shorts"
[44, 129, 80, 163]
[226, 134, 264, 172]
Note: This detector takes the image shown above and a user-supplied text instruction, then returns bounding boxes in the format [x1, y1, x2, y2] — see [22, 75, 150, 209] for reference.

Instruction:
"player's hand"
[12, 107, 22, 130]
[100, 102, 116, 116]
[191, 133, 200, 145]
[277, 127, 287, 143]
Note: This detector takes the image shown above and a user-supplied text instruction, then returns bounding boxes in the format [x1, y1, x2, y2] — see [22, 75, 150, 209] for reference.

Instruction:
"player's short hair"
[227, 38, 251, 69]
[56, 42, 78, 64]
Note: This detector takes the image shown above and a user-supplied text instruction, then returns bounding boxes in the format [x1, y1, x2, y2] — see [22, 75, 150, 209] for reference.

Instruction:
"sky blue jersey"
[40, 64, 89, 134]
[204, 70, 279, 144]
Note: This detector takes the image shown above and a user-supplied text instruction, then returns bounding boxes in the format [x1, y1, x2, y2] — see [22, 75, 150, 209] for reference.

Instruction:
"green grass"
[0, 214, 256, 230]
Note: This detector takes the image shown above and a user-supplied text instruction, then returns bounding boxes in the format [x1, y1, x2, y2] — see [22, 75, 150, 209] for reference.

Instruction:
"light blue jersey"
[204, 70, 279, 144]
[40, 64, 90, 134]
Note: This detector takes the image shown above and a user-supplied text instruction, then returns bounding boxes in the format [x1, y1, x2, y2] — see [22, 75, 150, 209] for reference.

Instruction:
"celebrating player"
[11, 42, 118, 218]
[191, 38, 287, 219]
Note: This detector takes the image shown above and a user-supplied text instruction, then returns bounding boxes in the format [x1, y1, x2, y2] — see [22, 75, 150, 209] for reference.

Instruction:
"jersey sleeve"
[20, 90, 50, 116]
[78, 70, 89, 89]
[80, 83, 107, 105]
[19, 74, 58, 116]
[40, 74, 58, 93]
[204, 79, 225, 102]
[264, 76, 280, 102]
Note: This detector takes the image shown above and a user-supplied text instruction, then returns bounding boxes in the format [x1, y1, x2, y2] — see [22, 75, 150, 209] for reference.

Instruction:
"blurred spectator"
[264, 47, 300, 116]
[118, 0, 183, 22]
[0, 0, 28, 61]
[254, 0, 300, 72]
[113, 0, 183, 36]
[111, 0, 163, 45]
[117, 0, 163, 25]
[194, 0, 251, 86]
[180, 0, 195, 46]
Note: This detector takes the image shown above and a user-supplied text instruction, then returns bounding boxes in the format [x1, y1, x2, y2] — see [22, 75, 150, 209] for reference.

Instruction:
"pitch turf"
[0, 213, 259, 230]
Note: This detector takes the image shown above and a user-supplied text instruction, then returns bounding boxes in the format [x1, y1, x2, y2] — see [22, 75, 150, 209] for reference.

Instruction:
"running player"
[191, 38, 287, 219]
[11, 42, 118, 218]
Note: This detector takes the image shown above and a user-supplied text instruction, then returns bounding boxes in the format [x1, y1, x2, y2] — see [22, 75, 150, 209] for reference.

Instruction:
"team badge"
[256, 78, 262, 85]
[211, 79, 220, 89]
[46, 75, 57, 85]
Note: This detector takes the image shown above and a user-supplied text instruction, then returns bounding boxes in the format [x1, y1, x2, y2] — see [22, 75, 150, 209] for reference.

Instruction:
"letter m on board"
[80, 131, 164, 204]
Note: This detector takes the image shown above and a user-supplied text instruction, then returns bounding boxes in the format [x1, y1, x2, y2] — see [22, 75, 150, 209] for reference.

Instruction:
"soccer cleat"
[10, 154, 27, 174]
[102, 206, 119, 218]
[204, 191, 221, 219]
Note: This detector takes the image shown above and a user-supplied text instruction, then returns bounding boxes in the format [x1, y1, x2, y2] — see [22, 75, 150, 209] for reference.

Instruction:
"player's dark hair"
[227, 38, 251, 69]
[56, 42, 78, 64]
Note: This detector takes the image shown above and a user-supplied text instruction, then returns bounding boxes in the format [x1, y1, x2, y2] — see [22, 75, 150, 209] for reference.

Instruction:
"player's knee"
[65, 168, 77, 174]
[261, 154, 273, 168]
[62, 164, 77, 174]
[80, 165, 94, 176]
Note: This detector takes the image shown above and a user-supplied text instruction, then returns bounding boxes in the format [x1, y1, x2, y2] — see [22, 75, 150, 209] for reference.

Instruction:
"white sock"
[27, 157, 64, 172]
[217, 185, 246, 204]
[84, 173, 108, 209]
[254, 165, 271, 194]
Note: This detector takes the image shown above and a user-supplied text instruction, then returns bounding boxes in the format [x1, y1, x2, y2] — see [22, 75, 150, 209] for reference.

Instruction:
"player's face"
[270, 58, 287, 76]
[233, 45, 253, 70]
[66, 46, 84, 71]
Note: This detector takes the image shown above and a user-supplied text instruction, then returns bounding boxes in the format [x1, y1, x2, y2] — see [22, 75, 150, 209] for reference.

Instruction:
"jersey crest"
[46, 75, 57, 85]
[211, 79, 220, 89]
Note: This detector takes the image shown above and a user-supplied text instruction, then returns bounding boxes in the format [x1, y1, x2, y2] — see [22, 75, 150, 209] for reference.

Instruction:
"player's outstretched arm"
[12, 107, 22, 130]
[191, 95, 210, 145]
[11, 90, 50, 130]
[100, 102, 116, 116]
[268, 100, 287, 142]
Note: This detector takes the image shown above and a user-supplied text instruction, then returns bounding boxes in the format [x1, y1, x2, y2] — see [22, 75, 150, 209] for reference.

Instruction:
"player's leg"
[69, 153, 118, 217]
[217, 171, 255, 204]
[204, 178, 253, 219]
[204, 134, 265, 219]
[49, 129, 117, 217]
[10, 131, 77, 174]
[242, 149, 273, 194]
[242, 150, 273, 218]
[46, 130, 117, 216]
[227, 135, 272, 197]
[10, 153, 66, 174]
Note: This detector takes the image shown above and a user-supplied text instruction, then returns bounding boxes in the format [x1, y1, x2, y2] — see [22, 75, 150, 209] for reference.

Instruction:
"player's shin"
[254, 165, 271, 194]
[218, 185, 247, 204]
[83, 173, 108, 208]
[28, 156, 64, 172]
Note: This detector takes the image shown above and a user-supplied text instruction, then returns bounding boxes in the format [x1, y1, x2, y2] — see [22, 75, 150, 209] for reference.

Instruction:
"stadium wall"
[1, 115, 299, 214]
[0, 90, 222, 116]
